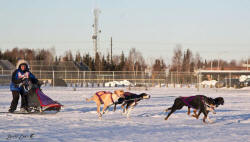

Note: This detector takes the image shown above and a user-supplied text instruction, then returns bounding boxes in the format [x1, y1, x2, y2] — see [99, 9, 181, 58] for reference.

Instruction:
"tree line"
[0, 47, 165, 72]
[170, 45, 247, 72]
[0, 46, 247, 72]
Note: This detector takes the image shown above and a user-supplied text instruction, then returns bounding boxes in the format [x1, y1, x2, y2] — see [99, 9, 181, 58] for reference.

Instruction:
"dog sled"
[23, 79, 63, 113]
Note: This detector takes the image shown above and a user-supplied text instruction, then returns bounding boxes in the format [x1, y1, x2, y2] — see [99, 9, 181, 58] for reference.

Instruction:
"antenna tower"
[92, 8, 101, 57]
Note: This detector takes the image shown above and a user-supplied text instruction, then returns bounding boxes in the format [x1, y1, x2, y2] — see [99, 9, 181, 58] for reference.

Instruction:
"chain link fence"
[0, 69, 201, 88]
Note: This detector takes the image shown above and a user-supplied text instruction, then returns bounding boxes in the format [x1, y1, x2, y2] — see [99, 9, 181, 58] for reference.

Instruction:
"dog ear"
[114, 89, 124, 95]
[114, 90, 120, 94]
[218, 97, 224, 105]
[120, 90, 124, 94]
[221, 99, 224, 105]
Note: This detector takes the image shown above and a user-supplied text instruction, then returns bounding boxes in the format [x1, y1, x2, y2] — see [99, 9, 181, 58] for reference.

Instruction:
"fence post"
[52, 70, 55, 87]
[171, 72, 173, 87]
[40, 70, 41, 79]
[229, 72, 232, 88]
[78, 70, 80, 85]
[197, 73, 200, 91]
[84, 71, 86, 85]
[65, 70, 67, 81]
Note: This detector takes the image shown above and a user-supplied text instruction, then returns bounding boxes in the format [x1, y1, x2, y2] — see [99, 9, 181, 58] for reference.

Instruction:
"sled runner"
[0, 111, 59, 115]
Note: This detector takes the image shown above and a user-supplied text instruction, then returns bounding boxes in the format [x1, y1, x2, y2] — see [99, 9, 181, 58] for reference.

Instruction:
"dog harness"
[181, 96, 205, 108]
[181, 96, 195, 108]
[123, 92, 141, 103]
[95, 91, 113, 104]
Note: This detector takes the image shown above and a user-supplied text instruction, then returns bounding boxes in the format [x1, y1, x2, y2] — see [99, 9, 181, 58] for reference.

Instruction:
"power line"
[1, 40, 250, 46]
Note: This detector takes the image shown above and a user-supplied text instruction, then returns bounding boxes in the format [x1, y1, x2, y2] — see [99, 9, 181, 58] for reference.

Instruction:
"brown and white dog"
[86, 90, 125, 118]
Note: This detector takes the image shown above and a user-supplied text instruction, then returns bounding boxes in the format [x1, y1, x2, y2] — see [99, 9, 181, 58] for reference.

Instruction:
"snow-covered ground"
[0, 86, 250, 142]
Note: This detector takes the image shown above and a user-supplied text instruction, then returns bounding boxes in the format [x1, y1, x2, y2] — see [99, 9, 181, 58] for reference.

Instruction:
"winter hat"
[16, 59, 30, 70]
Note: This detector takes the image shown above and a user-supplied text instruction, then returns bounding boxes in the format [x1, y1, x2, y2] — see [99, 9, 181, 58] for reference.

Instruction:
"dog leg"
[202, 110, 208, 123]
[126, 107, 134, 118]
[126, 103, 135, 118]
[207, 107, 216, 114]
[102, 104, 108, 115]
[165, 101, 183, 120]
[192, 109, 199, 119]
[113, 104, 117, 112]
[126, 103, 129, 111]
[123, 104, 130, 115]
[103, 106, 110, 114]
[165, 109, 176, 120]
[206, 116, 213, 123]
[165, 107, 172, 112]
[196, 110, 202, 119]
[187, 107, 191, 115]
[203, 116, 206, 123]
[124, 103, 132, 115]
[121, 103, 127, 115]
[96, 104, 102, 118]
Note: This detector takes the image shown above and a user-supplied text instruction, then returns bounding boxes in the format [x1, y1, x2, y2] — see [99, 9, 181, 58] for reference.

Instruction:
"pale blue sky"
[0, 0, 250, 63]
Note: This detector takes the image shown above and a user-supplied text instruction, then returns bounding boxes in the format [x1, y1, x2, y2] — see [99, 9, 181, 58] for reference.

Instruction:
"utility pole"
[217, 58, 220, 70]
[110, 37, 113, 62]
[247, 57, 249, 71]
[211, 59, 213, 70]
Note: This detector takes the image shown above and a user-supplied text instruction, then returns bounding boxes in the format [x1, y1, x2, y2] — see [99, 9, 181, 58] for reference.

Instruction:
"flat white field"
[0, 87, 250, 142]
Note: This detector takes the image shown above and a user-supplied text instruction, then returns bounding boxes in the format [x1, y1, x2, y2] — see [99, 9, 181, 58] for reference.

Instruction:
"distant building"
[0, 60, 15, 70]
[203, 66, 249, 71]
[242, 64, 250, 68]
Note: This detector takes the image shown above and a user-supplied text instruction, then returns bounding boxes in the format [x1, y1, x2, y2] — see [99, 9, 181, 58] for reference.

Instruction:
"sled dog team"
[86, 89, 224, 123]
[86, 90, 151, 118]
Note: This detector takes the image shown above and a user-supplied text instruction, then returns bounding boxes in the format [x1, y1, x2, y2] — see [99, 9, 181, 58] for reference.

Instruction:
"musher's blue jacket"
[10, 68, 38, 92]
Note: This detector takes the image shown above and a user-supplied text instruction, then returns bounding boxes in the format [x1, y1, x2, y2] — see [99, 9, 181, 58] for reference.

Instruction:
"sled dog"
[165, 95, 216, 123]
[113, 92, 150, 118]
[86, 90, 124, 118]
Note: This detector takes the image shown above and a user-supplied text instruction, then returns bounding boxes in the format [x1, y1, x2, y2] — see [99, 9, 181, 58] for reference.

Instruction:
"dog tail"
[165, 107, 171, 112]
[86, 97, 93, 102]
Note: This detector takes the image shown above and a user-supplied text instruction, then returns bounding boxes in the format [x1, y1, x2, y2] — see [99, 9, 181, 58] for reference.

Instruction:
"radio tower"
[92, 8, 101, 58]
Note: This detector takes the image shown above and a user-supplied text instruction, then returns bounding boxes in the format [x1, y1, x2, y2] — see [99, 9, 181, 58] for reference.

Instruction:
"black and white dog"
[214, 97, 224, 107]
[114, 92, 150, 118]
[190, 96, 224, 120]
[165, 95, 217, 123]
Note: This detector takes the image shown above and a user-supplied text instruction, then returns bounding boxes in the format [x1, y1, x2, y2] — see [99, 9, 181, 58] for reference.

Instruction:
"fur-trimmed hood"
[16, 59, 30, 70]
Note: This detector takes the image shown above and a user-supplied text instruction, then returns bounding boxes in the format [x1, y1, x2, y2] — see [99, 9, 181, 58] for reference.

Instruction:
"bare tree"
[182, 49, 192, 72]
[194, 52, 202, 70]
[62, 50, 73, 61]
[127, 48, 146, 72]
[24, 49, 35, 61]
[152, 58, 166, 72]
[171, 45, 183, 72]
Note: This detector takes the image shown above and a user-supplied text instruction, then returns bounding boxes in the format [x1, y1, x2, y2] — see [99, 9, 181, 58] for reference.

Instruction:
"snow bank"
[104, 80, 134, 87]
[201, 80, 217, 86]
[239, 75, 250, 82]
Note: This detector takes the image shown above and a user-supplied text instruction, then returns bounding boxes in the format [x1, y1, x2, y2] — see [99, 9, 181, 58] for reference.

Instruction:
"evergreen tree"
[94, 52, 101, 71]
[118, 51, 125, 71]
[75, 51, 82, 62]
